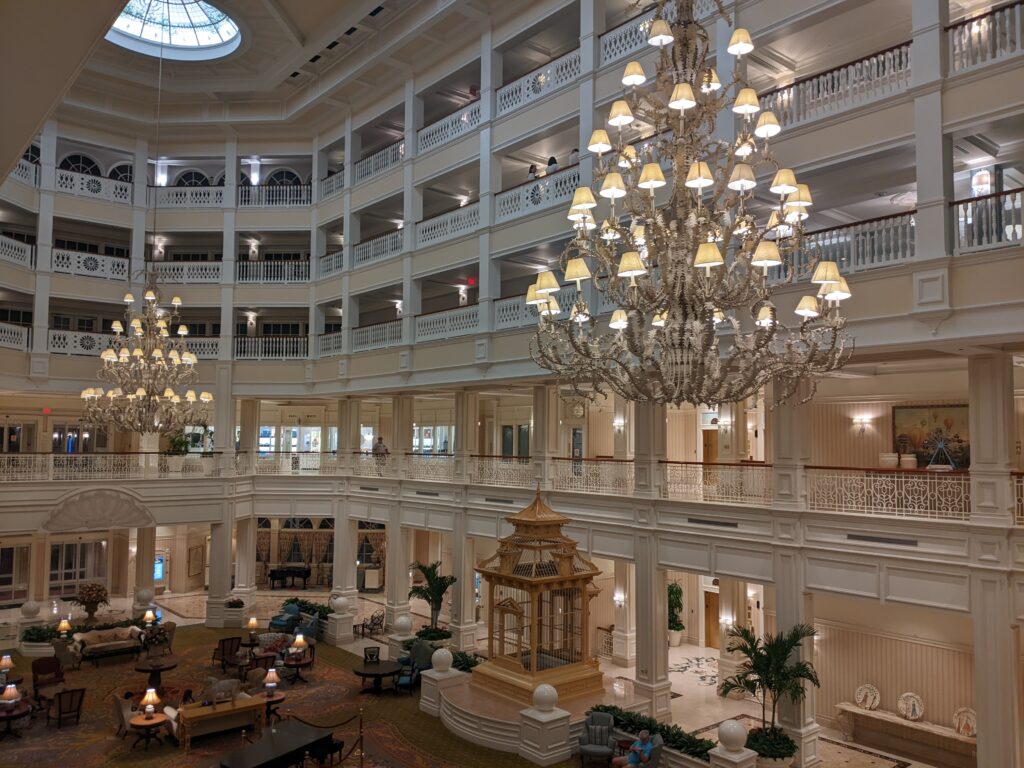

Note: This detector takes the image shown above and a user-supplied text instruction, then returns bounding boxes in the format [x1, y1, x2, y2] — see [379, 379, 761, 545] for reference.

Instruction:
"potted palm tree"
[165, 430, 190, 474]
[667, 581, 685, 646]
[718, 623, 820, 767]
[408, 561, 457, 640]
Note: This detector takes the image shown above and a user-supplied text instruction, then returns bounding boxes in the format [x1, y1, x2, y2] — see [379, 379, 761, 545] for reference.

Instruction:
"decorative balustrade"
[598, 1, 718, 66]
[760, 42, 912, 128]
[952, 187, 1023, 252]
[806, 466, 970, 520]
[354, 141, 404, 183]
[662, 461, 773, 504]
[318, 250, 345, 277]
[10, 159, 38, 187]
[0, 234, 34, 268]
[495, 166, 580, 223]
[353, 320, 403, 352]
[469, 455, 534, 488]
[51, 249, 130, 281]
[415, 305, 479, 342]
[151, 261, 223, 283]
[319, 173, 345, 201]
[1015, 472, 1024, 525]
[0, 453, 226, 482]
[186, 337, 222, 359]
[496, 49, 582, 116]
[55, 169, 132, 204]
[405, 453, 455, 482]
[238, 184, 311, 207]
[550, 457, 635, 494]
[236, 260, 310, 283]
[234, 335, 308, 359]
[252, 451, 338, 475]
[948, 1, 1023, 73]
[150, 186, 225, 208]
[47, 329, 114, 356]
[0, 322, 29, 351]
[351, 452, 394, 478]
[493, 286, 578, 331]
[418, 101, 482, 153]
[416, 202, 480, 248]
[318, 331, 345, 357]
[353, 229, 403, 267]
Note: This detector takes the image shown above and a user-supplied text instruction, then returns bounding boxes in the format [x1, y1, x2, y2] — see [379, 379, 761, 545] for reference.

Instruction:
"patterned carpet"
[155, 592, 430, 624]
[2, 625, 574, 768]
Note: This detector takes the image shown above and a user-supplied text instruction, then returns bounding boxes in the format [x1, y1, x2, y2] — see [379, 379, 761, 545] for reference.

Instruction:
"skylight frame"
[106, 0, 242, 61]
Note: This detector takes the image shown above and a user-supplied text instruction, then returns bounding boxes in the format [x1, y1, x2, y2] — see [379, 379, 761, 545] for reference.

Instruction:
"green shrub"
[452, 651, 480, 672]
[21, 616, 147, 643]
[415, 626, 452, 642]
[225, 597, 246, 608]
[745, 727, 797, 759]
[588, 704, 715, 762]
[21, 625, 55, 643]
[667, 581, 685, 632]
[282, 597, 331, 621]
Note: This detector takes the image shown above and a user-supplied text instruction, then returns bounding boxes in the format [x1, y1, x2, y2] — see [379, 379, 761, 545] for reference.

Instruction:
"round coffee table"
[283, 654, 313, 684]
[135, 657, 178, 695]
[0, 700, 31, 740]
[352, 660, 401, 693]
[130, 712, 168, 750]
[255, 690, 286, 722]
[1, 674, 23, 689]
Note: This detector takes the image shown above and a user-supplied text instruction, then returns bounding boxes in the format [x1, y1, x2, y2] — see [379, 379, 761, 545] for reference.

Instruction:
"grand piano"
[220, 720, 337, 768]
[268, 564, 311, 590]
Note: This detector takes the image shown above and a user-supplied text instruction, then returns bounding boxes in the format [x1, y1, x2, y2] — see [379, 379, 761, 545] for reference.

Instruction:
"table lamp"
[247, 616, 259, 643]
[291, 633, 307, 657]
[1, 684, 19, 709]
[0, 655, 13, 685]
[57, 617, 72, 639]
[140, 688, 160, 720]
[143, 609, 156, 628]
[264, 668, 280, 691]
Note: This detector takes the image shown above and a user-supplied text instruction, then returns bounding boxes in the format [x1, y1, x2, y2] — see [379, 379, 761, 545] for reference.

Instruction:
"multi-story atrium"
[1, 0, 1022, 765]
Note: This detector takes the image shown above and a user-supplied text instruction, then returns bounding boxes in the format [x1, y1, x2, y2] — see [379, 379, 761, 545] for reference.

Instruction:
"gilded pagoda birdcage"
[472, 491, 605, 703]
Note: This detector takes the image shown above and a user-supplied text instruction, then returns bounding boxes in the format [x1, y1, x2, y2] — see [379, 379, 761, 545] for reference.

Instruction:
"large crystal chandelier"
[80, 276, 213, 435]
[529, 0, 852, 407]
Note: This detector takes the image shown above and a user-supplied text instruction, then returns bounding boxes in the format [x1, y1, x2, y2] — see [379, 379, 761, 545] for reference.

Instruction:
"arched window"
[282, 517, 312, 529]
[108, 164, 134, 183]
[214, 172, 250, 186]
[59, 154, 102, 176]
[175, 170, 211, 187]
[264, 169, 302, 186]
[257, 517, 271, 529]
[22, 145, 40, 165]
[318, 518, 334, 529]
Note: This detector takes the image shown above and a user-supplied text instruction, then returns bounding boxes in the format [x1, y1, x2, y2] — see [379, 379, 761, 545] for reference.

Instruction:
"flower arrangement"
[225, 597, 246, 609]
[72, 582, 110, 608]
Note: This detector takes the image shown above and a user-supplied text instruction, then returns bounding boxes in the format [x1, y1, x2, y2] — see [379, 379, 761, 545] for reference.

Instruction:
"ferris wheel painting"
[892, 405, 970, 469]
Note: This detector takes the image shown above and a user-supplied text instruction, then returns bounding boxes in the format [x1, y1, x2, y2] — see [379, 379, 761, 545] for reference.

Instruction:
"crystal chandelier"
[528, 0, 852, 407]
[80, 275, 212, 435]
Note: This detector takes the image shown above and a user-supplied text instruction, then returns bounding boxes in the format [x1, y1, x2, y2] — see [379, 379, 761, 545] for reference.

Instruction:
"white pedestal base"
[518, 706, 572, 767]
[204, 597, 229, 628]
[419, 667, 469, 716]
[709, 745, 759, 768]
[386, 632, 416, 659]
[325, 613, 354, 646]
[632, 679, 673, 720]
[449, 621, 478, 651]
[786, 722, 823, 768]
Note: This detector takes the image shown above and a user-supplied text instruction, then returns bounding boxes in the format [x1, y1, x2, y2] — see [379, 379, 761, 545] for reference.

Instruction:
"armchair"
[47, 687, 85, 728]
[212, 636, 242, 671]
[268, 603, 301, 632]
[52, 638, 81, 671]
[32, 656, 65, 705]
[355, 609, 385, 638]
[393, 664, 418, 694]
[647, 733, 665, 768]
[578, 711, 615, 767]
[112, 692, 135, 738]
[295, 612, 319, 639]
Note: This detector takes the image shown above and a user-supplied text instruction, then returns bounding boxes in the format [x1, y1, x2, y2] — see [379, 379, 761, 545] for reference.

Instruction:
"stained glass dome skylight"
[106, 0, 242, 61]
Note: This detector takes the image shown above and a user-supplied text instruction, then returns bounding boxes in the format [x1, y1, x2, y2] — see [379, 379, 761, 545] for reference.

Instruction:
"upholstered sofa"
[71, 625, 144, 666]
[164, 694, 263, 751]
[255, 631, 317, 662]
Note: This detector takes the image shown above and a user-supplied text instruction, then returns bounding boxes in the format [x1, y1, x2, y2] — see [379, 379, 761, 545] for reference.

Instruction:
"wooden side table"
[255, 690, 286, 722]
[0, 700, 31, 740]
[130, 712, 168, 750]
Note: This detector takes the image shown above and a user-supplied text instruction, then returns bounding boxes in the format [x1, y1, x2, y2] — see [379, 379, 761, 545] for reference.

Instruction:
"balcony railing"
[150, 186, 225, 208]
[416, 202, 480, 248]
[0, 452, 227, 482]
[405, 453, 455, 482]
[0, 322, 30, 351]
[318, 250, 345, 278]
[234, 335, 308, 359]
[806, 465, 970, 520]
[236, 260, 311, 283]
[948, 1, 1023, 73]
[10, 159, 39, 187]
[551, 457, 635, 494]
[354, 141, 404, 183]
[0, 234, 34, 269]
[353, 229, 403, 267]
[415, 305, 479, 342]
[662, 461, 774, 505]
[351, 452, 394, 478]
[418, 101, 482, 153]
[495, 165, 580, 224]
[251, 451, 338, 475]
[497, 49, 582, 117]
[52, 249, 129, 281]
[320, 173, 345, 202]
[1014, 472, 1024, 525]
[494, 286, 578, 331]
[151, 261, 223, 283]
[353, 320, 402, 352]
[318, 331, 345, 357]
[47, 329, 113, 356]
[238, 184, 311, 207]
[55, 169, 132, 204]
[469, 455, 534, 488]
[187, 337, 222, 359]
[952, 187, 1023, 253]
[759, 42, 912, 129]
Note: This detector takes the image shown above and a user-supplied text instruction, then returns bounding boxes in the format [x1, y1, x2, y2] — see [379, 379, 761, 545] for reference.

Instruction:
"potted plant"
[718, 624, 820, 767]
[667, 581, 685, 646]
[165, 430, 190, 473]
[20, 625, 57, 657]
[223, 597, 246, 627]
[72, 582, 110, 622]
[407, 561, 457, 632]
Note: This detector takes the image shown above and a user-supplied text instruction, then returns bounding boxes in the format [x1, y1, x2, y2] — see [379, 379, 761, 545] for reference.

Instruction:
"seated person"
[612, 729, 653, 767]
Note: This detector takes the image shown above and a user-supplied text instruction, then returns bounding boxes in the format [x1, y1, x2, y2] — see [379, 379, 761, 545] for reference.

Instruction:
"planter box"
[20, 641, 55, 657]
[222, 607, 245, 628]
[610, 727, 709, 768]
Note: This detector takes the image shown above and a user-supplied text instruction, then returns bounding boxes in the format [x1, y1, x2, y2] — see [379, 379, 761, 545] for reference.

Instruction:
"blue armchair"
[294, 612, 319, 639]
[578, 711, 615, 766]
[268, 603, 300, 632]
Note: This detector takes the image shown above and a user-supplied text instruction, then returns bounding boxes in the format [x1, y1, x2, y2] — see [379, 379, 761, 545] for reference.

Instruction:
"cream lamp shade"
[135, 387, 147, 397]
[101, 349, 117, 363]
[161, 388, 174, 399]
[579, 213, 597, 231]
[539, 297, 560, 317]
[795, 296, 820, 318]
[713, 309, 726, 324]
[632, 225, 646, 245]
[622, 61, 646, 86]
[564, 258, 592, 285]
[734, 135, 756, 157]
[143, 610, 156, 624]
[637, 163, 666, 190]
[177, 324, 189, 336]
[567, 205, 589, 222]
[182, 352, 197, 364]
[185, 390, 197, 402]
[111, 320, 124, 334]
[607, 100, 635, 127]
[265, 668, 280, 688]
[0, 656, 14, 673]
[668, 82, 697, 111]
[123, 292, 135, 303]
[200, 391, 213, 403]
[587, 130, 612, 154]
[701, 68, 721, 92]
[751, 240, 782, 268]
[600, 220, 621, 241]
[754, 111, 781, 138]
[783, 205, 808, 224]
[824, 276, 852, 301]
[811, 260, 842, 285]
[617, 145, 637, 168]
[570, 303, 590, 324]
[684, 161, 714, 189]
[1, 684, 19, 705]
[57, 618, 72, 634]
[652, 310, 668, 327]
[769, 168, 798, 195]
[171, 296, 182, 307]
[536, 270, 560, 295]
[617, 251, 647, 278]
[141, 688, 160, 718]
[694, 241, 724, 270]
[571, 186, 597, 209]
[732, 87, 760, 115]
[766, 210, 792, 236]
[599, 172, 627, 199]
[292, 633, 308, 651]
[525, 284, 543, 306]
[609, 309, 629, 329]
[727, 27, 754, 56]
[143, 289, 157, 302]
[787, 183, 813, 207]
[647, 19, 673, 47]
[727, 163, 756, 191]
[755, 305, 776, 327]
[246, 616, 259, 630]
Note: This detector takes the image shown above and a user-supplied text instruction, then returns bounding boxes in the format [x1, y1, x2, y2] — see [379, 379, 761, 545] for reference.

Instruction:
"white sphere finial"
[718, 719, 748, 752]
[135, 587, 155, 605]
[532, 683, 558, 712]
[330, 595, 349, 614]
[431, 648, 453, 672]
[394, 615, 413, 635]
[20, 601, 40, 619]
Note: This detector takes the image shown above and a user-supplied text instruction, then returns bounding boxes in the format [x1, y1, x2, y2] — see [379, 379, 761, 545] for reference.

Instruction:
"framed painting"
[892, 404, 969, 468]
[187, 544, 204, 577]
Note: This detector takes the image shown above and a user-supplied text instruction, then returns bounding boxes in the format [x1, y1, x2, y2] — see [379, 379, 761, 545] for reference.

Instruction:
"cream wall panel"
[491, 208, 567, 254]
[49, 274, 127, 303]
[658, 537, 712, 573]
[493, 89, 580, 149]
[51, 196, 133, 229]
[0, 264, 35, 294]
[0, 179, 39, 211]
[413, 134, 479, 183]
[232, 360, 308, 385]
[944, 66, 1024, 130]
[950, 250, 1024, 308]
[805, 556, 880, 597]
[716, 546, 773, 582]
[885, 567, 971, 612]
[667, 407, 699, 461]
[347, 349, 400, 378]
[414, 236, 478, 276]
[234, 285, 309, 306]
[588, 407, 613, 457]
[149, 209, 224, 231]
[315, 195, 344, 227]
[155, 285, 223, 307]
[236, 209, 311, 231]
[411, 338, 475, 369]
[314, 279, 343, 304]
[590, 530, 634, 559]
[350, 168, 404, 211]
[350, 260, 403, 293]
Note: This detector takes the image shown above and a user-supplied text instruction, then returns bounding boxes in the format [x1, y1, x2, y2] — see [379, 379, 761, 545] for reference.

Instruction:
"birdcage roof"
[506, 489, 570, 525]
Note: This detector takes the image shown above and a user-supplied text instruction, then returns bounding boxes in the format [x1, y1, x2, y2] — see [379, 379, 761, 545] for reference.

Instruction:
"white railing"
[354, 141, 404, 183]
[51, 249, 129, 281]
[551, 458, 635, 494]
[416, 202, 480, 248]
[405, 454, 455, 482]
[470, 455, 534, 488]
[238, 184, 311, 207]
[353, 230, 403, 267]
[495, 166, 580, 224]
[0, 322, 29, 351]
[952, 188, 1023, 253]
[319, 174, 345, 201]
[234, 335, 308, 359]
[598, 1, 720, 66]
[418, 101, 482, 153]
[806, 466, 971, 520]
[253, 452, 338, 475]
[759, 42, 912, 128]
[1015, 473, 1024, 525]
[151, 261, 223, 283]
[236, 260, 310, 283]
[497, 49, 582, 116]
[55, 169, 132, 204]
[0, 453, 228, 482]
[318, 331, 345, 357]
[494, 286, 577, 331]
[47, 329, 114, 356]
[949, 1, 1023, 73]
[0, 234, 34, 268]
[10, 159, 39, 187]
[150, 186, 225, 208]
[318, 250, 345, 278]
[186, 337, 222, 359]
[351, 452, 394, 478]
[415, 305, 479, 342]
[353, 320, 403, 352]
[662, 462, 773, 505]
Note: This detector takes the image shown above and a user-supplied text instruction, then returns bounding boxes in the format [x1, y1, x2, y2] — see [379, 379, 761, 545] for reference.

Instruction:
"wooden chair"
[47, 687, 86, 728]
[363, 646, 380, 663]
[32, 656, 65, 707]
[212, 636, 242, 670]
[393, 664, 418, 695]
[356, 610, 385, 638]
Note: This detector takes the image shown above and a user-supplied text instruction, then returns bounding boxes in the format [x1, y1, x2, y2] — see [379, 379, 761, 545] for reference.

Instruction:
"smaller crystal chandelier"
[81, 274, 212, 435]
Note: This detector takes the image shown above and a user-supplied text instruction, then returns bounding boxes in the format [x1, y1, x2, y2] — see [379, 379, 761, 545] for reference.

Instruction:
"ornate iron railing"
[806, 465, 970, 520]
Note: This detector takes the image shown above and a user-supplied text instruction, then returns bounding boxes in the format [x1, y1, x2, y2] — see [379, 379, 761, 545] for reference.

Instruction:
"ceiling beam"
[260, 0, 306, 48]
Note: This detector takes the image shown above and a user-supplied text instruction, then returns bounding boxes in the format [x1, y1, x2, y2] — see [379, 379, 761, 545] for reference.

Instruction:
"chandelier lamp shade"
[527, 0, 851, 407]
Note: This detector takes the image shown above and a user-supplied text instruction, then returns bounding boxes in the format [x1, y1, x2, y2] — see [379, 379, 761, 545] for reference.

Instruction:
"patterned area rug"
[669, 655, 718, 686]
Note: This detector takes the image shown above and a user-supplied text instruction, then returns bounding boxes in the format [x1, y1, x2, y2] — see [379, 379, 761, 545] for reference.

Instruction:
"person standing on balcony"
[527, 164, 537, 180]
[568, 148, 579, 165]
[546, 156, 559, 174]
[372, 436, 390, 476]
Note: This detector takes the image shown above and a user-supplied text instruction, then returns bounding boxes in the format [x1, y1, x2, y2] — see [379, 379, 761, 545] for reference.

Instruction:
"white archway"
[43, 488, 155, 532]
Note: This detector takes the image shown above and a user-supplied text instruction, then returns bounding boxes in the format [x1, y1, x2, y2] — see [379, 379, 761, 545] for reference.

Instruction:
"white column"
[633, 536, 672, 719]
[968, 354, 1016, 524]
[130, 137, 149, 276]
[132, 526, 156, 615]
[612, 395, 631, 460]
[338, 397, 361, 470]
[633, 402, 666, 497]
[326, 513, 358, 645]
[385, 518, 411, 629]
[219, 212, 237, 361]
[400, 256, 421, 345]
[454, 390, 479, 481]
[532, 385, 556, 487]
[718, 400, 747, 462]
[449, 515, 478, 650]
[771, 381, 811, 510]
[212, 363, 234, 453]
[238, 398, 259, 458]
[31, 120, 57, 363]
[233, 517, 257, 600]
[717, 578, 748, 680]
[391, 394, 415, 472]
[341, 274, 356, 354]
[611, 560, 636, 667]
[477, 232, 499, 334]
[205, 518, 234, 627]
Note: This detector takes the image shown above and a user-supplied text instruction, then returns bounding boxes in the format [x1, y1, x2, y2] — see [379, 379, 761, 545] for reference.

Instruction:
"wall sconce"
[852, 415, 872, 436]
[613, 590, 625, 608]
[612, 417, 625, 434]
[458, 286, 468, 307]
[394, 300, 404, 317]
